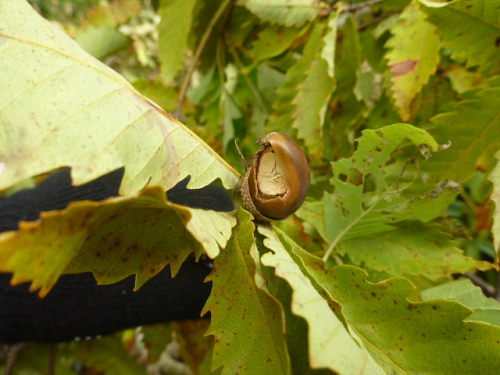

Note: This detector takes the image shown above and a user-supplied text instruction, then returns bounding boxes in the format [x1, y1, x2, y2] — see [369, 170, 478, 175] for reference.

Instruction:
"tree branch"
[464, 272, 497, 298]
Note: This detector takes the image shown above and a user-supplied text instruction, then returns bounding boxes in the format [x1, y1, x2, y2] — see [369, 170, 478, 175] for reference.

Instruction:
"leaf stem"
[174, 0, 233, 118]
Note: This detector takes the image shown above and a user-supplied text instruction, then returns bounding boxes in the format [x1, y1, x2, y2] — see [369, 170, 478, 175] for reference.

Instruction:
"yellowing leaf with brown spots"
[385, 2, 440, 121]
[202, 209, 291, 375]
[0, 1, 240, 195]
[0, 186, 236, 297]
[419, 0, 500, 75]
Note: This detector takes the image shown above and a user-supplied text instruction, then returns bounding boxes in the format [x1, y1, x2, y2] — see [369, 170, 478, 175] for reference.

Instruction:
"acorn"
[240, 132, 311, 221]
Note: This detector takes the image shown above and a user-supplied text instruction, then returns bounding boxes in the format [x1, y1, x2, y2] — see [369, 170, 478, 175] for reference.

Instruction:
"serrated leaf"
[75, 335, 148, 375]
[258, 225, 384, 374]
[269, 21, 325, 134]
[0, 1, 240, 194]
[298, 124, 471, 269]
[338, 222, 489, 280]
[385, 2, 440, 121]
[323, 124, 441, 241]
[0, 186, 235, 296]
[182, 208, 236, 259]
[292, 58, 334, 159]
[158, 0, 197, 84]
[419, 86, 500, 192]
[419, 0, 500, 75]
[297, 251, 500, 374]
[422, 278, 500, 326]
[202, 209, 290, 375]
[291, 10, 337, 159]
[243, 0, 323, 27]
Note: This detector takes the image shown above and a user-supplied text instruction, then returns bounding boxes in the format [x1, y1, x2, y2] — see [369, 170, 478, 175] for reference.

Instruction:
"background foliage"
[1, 0, 500, 373]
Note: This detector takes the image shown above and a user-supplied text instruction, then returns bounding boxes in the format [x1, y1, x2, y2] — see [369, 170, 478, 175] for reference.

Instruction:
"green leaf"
[323, 124, 440, 238]
[325, 16, 364, 159]
[297, 251, 500, 374]
[75, 335, 148, 375]
[259, 225, 384, 374]
[0, 186, 236, 296]
[302, 123, 488, 277]
[419, 0, 500, 75]
[140, 323, 173, 363]
[292, 58, 334, 159]
[251, 25, 309, 62]
[422, 278, 500, 326]
[338, 222, 488, 280]
[202, 208, 290, 375]
[75, 25, 129, 60]
[291, 11, 337, 159]
[335, 16, 362, 100]
[0, 0, 240, 194]
[243, 0, 323, 27]
[268, 21, 325, 134]
[385, 2, 440, 121]
[158, 0, 197, 84]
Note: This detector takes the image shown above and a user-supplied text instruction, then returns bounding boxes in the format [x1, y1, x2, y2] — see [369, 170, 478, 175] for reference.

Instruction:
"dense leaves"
[1, 0, 500, 374]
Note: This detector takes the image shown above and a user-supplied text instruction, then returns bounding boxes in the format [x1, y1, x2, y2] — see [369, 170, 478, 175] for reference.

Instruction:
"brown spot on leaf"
[495, 36, 500, 47]
[390, 59, 418, 77]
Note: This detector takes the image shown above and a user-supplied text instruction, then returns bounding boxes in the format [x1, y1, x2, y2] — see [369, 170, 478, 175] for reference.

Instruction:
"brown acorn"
[240, 132, 311, 221]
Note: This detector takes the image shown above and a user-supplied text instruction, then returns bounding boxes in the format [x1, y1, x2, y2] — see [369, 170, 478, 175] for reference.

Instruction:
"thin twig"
[234, 140, 249, 171]
[494, 272, 500, 302]
[464, 272, 496, 298]
[174, 0, 233, 118]
[49, 344, 57, 375]
[345, 0, 386, 11]
[3, 343, 28, 375]
[358, 10, 399, 31]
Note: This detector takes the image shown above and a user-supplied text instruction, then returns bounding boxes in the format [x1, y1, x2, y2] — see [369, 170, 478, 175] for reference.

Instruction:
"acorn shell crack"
[240, 132, 311, 222]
